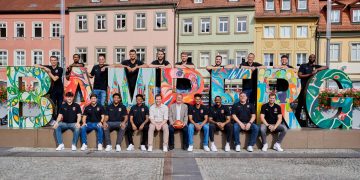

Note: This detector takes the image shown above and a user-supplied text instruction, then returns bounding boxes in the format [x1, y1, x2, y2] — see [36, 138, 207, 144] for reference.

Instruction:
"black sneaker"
[169, 145, 174, 151]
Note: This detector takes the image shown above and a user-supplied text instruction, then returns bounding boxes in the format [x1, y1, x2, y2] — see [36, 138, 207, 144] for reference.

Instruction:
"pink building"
[0, 0, 70, 68]
[68, 0, 177, 67]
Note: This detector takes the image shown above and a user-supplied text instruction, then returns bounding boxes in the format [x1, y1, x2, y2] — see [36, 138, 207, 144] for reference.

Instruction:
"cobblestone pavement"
[0, 148, 359, 180]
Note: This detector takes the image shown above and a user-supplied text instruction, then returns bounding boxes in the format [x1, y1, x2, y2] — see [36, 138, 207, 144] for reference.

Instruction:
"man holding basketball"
[168, 94, 189, 150]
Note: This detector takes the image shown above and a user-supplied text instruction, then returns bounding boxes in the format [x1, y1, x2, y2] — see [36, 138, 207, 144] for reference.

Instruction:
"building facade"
[254, 0, 319, 67]
[177, 0, 255, 70]
[68, 0, 177, 68]
[317, 0, 360, 83]
[0, 0, 70, 68]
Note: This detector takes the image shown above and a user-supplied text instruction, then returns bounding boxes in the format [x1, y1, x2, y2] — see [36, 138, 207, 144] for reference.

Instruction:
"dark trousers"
[295, 88, 308, 127]
[168, 125, 188, 149]
[126, 123, 149, 146]
[50, 91, 63, 119]
[209, 123, 232, 143]
[104, 122, 126, 146]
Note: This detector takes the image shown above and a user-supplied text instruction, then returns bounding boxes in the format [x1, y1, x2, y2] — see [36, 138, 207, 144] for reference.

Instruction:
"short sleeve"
[276, 105, 282, 115]
[129, 107, 134, 116]
[83, 107, 89, 116]
[208, 107, 214, 118]
[164, 61, 170, 66]
[231, 105, 237, 115]
[90, 66, 95, 76]
[225, 107, 230, 116]
[299, 64, 306, 74]
[250, 104, 255, 114]
[188, 106, 193, 115]
[145, 106, 149, 116]
[76, 104, 82, 114]
[122, 106, 128, 116]
[100, 106, 105, 115]
[58, 104, 65, 115]
[260, 104, 266, 114]
[121, 60, 127, 66]
[137, 60, 144, 66]
[56, 68, 63, 77]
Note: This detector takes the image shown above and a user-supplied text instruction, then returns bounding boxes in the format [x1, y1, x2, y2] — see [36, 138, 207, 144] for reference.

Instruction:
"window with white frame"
[236, 17, 247, 32]
[0, 50, 7, 66]
[115, 48, 126, 64]
[298, 0, 307, 10]
[330, 44, 340, 62]
[353, 10, 360, 22]
[194, 0, 203, 3]
[296, 53, 307, 66]
[279, 53, 291, 65]
[331, 10, 340, 23]
[235, 51, 247, 66]
[217, 51, 228, 65]
[136, 48, 146, 62]
[76, 48, 87, 63]
[77, 15, 88, 31]
[15, 22, 25, 37]
[183, 18, 193, 33]
[51, 22, 61, 38]
[50, 50, 61, 62]
[280, 26, 291, 38]
[96, 15, 106, 30]
[15, 50, 25, 66]
[282, 0, 291, 10]
[32, 50, 43, 65]
[264, 26, 275, 38]
[265, 0, 275, 10]
[351, 43, 360, 61]
[200, 18, 210, 33]
[199, 52, 210, 67]
[115, 14, 126, 30]
[96, 48, 106, 59]
[33, 22, 42, 37]
[218, 17, 229, 33]
[136, 13, 146, 29]
[296, 26, 308, 38]
[155, 12, 167, 29]
[264, 53, 274, 66]
[0, 22, 6, 37]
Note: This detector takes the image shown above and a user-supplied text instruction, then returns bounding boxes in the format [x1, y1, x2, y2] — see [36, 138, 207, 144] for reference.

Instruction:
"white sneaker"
[247, 146, 253, 152]
[140, 145, 147, 151]
[273, 143, 284, 152]
[187, 145, 193, 152]
[116, 145, 121, 152]
[163, 146, 168, 152]
[56, 144, 64, 151]
[224, 143, 230, 152]
[210, 142, 218, 152]
[262, 143, 268, 152]
[80, 144, 87, 151]
[235, 145, 241, 152]
[203, 145, 210, 152]
[105, 145, 112, 152]
[71, 144, 77, 151]
[98, 144, 103, 151]
[127, 144, 135, 151]
[147, 146, 153, 152]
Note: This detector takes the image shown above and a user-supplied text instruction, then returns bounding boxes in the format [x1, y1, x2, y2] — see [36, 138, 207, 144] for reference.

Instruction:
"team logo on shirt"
[274, 108, 278, 112]
[110, 108, 113, 111]
[221, 110, 224, 114]
[141, 108, 144, 112]
[119, 108, 121, 112]
[247, 105, 250, 108]
[200, 109, 203, 113]
[97, 107, 100, 111]
[73, 107, 76, 111]
[55, 69, 58, 73]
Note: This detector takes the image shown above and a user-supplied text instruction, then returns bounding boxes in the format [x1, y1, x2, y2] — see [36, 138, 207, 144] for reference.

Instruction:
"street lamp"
[326, 0, 331, 68]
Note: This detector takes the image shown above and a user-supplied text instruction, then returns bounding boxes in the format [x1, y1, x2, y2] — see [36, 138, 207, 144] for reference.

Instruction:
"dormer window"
[91, 0, 100, 2]
[265, 0, 275, 11]
[194, 0, 203, 4]
[331, 10, 341, 23]
[353, 9, 360, 23]
[282, 0, 291, 11]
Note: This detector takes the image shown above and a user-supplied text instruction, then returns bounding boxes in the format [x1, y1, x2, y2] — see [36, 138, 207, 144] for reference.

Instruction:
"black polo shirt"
[58, 102, 81, 123]
[231, 102, 255, 123]
[299, 63, 322, 88]
[175, 61, 194, 90]
[240, 61, 262, 90]
[45, 65, 63, 94]
[90, 64, 109, 90]
[66, 62, 85, 76]
[83, 104, 105, 123]
[189, 105, 208, 123]
[106, 103, 127, 122]
[151, 59, 170, 87]
[260, 103, 282, 124]
[122, 60, 144, 97]
[129, 104, 149, 125]
[209, 105, 230, 123]
[276, 65, 294, 91]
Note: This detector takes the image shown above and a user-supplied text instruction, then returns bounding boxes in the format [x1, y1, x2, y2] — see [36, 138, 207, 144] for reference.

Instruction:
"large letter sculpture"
[7, 67, 53, 128]
[108, 68, 156, 108]
[211, 68, 251, 105]
[257, 68, 301, 129]
[161, 68, 204, 106]
[306, 69, 353, 129]
[64, 67, 92, 110]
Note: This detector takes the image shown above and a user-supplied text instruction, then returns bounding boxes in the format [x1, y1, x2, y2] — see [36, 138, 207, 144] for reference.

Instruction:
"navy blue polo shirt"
[129, 104, 149, 125]
[106, 103, 128, 122]
[189, 105, 208, 123]
[83, 104, 105, 123]
[231, 102, 255, 123]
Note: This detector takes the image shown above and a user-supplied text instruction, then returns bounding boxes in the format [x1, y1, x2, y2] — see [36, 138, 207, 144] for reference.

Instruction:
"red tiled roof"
[69, 0, 178, 8]
[177, 0, 254, 10]
[0, 0, 72, 12]
[255, 0, 319, 18]
[318, 0, 360, 32]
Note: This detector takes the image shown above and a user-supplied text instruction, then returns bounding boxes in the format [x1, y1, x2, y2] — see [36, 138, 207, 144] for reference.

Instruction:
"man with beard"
[149, 50, 171, 94]
[295, 54, 328, 126]
[103, 93, 128, 152]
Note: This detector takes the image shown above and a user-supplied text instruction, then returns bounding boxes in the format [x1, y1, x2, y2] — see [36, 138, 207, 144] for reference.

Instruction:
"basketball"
[173, 120, 184, 129]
